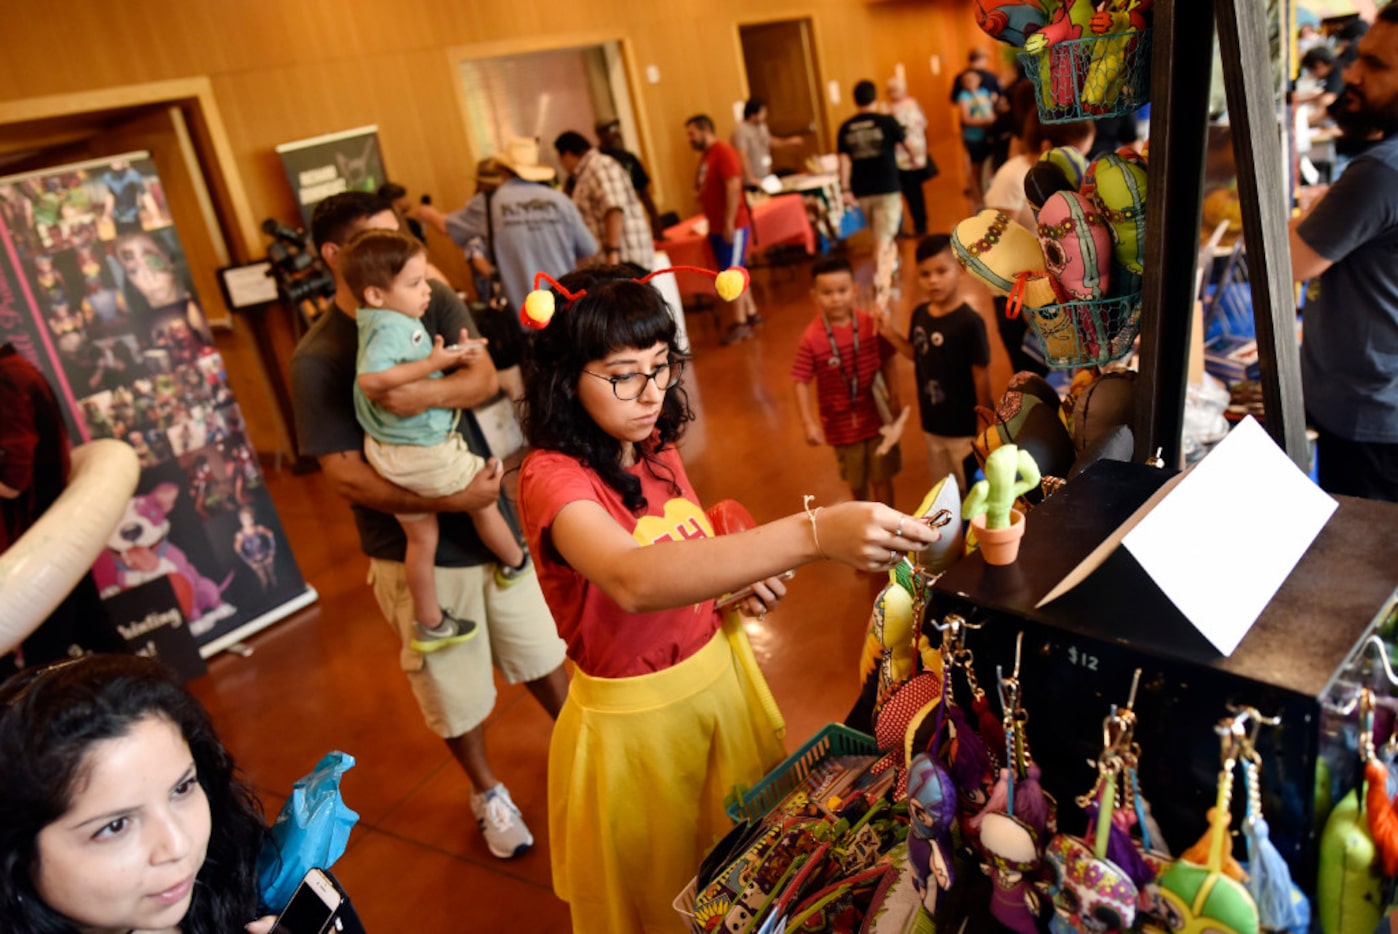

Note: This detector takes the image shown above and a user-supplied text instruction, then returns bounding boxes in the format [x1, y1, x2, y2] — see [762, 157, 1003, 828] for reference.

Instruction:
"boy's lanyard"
[821, 313, 861, 419]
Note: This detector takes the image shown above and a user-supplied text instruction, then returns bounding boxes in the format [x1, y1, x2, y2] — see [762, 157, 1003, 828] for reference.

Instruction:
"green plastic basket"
[1017, 29, 1152, 124]
[1023, 292, 1142, 369]
[724, 723, 879, 822]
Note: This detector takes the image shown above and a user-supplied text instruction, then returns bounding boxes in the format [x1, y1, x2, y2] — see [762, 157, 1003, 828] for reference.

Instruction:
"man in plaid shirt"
[554, 131, 655, 270]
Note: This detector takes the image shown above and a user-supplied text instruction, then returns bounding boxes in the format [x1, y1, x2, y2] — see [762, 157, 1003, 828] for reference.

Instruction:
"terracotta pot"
[970, 509, 1026, 566]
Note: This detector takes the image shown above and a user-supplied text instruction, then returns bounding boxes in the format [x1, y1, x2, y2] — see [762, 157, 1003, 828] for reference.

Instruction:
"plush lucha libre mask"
[1045, 834, 1139, 932]
[1038, 190, 1112, 301]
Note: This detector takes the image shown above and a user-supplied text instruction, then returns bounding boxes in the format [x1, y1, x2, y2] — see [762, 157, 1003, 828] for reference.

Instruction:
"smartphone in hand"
[270, 869, 342, 934]
[715, 569, 796, 610]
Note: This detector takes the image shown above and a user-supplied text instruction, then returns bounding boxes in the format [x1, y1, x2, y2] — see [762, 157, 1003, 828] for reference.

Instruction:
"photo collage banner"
[0, 153, 310, 652]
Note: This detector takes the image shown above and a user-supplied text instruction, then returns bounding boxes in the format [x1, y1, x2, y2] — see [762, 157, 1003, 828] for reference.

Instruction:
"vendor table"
[658, 194, 815, 299]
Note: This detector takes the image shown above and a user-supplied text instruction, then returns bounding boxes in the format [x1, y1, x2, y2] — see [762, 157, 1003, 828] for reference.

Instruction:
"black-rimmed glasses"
[582, 360, 685, 401]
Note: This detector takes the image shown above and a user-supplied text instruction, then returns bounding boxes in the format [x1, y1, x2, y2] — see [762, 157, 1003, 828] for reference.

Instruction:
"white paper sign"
[1122, 416, 1337, 655]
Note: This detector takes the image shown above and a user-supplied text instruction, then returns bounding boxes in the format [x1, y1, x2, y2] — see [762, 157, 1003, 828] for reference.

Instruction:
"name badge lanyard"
[822, 314, 861, 426]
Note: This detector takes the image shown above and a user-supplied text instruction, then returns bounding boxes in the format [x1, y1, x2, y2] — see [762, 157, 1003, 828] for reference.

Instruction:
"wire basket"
[724, 722, 878, 823]
[1023, 292, 1142, 369]
[1018, 29, 1152, 123]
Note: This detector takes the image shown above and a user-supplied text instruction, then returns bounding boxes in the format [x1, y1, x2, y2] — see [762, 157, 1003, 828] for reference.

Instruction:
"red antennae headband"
[520, 265, 750, 330]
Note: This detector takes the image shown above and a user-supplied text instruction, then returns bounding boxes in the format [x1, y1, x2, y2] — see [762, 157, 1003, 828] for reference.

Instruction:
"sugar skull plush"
[1045, 834, 1140, 933]
[982, 811, 1049, 934]
[975, 0, 1051, 47]
[1089, 153, 1148, 283]
[952, 210, 1060, 307]
[1037, 190, 1112, 301]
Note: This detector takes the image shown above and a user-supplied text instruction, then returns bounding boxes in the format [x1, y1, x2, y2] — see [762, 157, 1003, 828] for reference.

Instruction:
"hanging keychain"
[976, 633, 1054, 934]
[1234, 707, 1308, 933]
[1045, 674, 1153, 933]
[1156, 714, 1260, 933]
[1318, 688, 1386, 934]
[930, 615, 999, 819]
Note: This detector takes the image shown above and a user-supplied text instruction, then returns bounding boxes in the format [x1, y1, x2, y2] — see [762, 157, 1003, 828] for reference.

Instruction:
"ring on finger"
[895, 518, 906, 538]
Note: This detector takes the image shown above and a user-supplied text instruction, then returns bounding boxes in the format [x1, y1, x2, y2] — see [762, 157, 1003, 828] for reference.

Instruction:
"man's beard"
[1334, 87, 1398, 138]
[689, 139, 706, 152]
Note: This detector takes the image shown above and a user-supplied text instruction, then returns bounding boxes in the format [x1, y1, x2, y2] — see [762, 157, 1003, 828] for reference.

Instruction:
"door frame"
[0, 77, 260, 271]
[732, 12, 831, 152]
[443, 30, 659, 202]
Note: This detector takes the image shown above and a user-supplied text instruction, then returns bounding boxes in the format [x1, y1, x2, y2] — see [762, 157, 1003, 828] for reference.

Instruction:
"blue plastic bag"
[257, 751, 360, 910]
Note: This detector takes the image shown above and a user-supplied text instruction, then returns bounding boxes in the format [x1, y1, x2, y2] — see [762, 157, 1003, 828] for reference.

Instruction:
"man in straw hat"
[419, 138, 595, 315]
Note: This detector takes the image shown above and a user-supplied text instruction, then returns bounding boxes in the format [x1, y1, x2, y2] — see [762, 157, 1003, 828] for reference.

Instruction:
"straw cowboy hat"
[490, 137, 556, 182]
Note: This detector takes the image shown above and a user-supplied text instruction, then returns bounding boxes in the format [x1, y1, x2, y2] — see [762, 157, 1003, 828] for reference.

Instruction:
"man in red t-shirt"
[685, 114, 761, 345]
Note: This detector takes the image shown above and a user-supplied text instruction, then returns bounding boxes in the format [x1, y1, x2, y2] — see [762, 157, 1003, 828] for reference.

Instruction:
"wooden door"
[739, 19, 825, 175]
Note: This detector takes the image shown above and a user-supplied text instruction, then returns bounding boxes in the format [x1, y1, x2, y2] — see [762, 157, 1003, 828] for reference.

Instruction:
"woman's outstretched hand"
[814, 501, 941, 573]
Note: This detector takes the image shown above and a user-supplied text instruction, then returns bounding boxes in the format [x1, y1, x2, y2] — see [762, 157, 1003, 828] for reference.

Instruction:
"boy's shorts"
[857, 193, 904, 243]
[367, 559, 566, 738]
[365, 433, 484, 521]
[834, 436, 902, 491]
[708, 227, 750, 270]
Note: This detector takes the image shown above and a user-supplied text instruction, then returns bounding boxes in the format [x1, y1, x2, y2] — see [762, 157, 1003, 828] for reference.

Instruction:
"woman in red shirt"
[517, 266, 939, 933]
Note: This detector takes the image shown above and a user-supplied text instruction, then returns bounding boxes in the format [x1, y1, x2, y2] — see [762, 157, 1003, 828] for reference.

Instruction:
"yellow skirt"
[549, 622, 787, 934]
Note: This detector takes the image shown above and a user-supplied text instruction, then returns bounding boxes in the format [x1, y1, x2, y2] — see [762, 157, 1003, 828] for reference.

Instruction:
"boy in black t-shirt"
[876, 235, 991, 493]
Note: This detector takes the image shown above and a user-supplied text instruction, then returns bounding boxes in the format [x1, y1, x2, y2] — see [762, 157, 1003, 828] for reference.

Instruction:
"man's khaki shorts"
[368, 559, 566, 738]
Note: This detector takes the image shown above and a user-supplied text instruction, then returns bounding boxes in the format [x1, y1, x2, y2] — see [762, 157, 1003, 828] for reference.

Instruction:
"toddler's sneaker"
[409, 608, 478, 654]
[494, 551, 534, 589]
[472, 783, 533, 859]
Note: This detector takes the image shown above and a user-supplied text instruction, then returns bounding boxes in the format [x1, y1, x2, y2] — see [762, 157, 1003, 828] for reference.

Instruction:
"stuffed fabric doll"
[1037, 190, 1111, 301]
[1088, 153, 1148, 291]
[952, 210, 1061, 308]
[974, 0, 1052, 46]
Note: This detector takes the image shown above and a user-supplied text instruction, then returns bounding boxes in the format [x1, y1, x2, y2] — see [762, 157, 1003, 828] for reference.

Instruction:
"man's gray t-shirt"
[289, 281, 496, 566]
[1298, 134, 1398, 443]
[732, 120, 773, 183]
[443, 177, 597, 312]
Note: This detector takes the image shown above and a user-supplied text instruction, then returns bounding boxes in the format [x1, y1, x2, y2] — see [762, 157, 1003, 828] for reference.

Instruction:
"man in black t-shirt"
[837, 80, 907, 254]
[289, 191, 567, 861]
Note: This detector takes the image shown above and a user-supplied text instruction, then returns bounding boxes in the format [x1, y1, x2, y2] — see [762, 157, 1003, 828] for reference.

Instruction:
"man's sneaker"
[494, 551, 534, 589]
[472, 784, 533, 859]
[720, 322, 753, 346]
[409, 608, 478, 654]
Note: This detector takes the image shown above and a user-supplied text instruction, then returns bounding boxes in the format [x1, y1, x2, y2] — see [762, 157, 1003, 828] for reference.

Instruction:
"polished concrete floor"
[189, 218, 1014, 931]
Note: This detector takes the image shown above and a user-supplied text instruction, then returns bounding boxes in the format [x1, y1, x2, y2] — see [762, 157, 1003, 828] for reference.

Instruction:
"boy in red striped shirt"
[791, 257, 902, 505]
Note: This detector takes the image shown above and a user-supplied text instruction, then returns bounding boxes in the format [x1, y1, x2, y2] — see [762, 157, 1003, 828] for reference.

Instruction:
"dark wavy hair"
[0, 655, 267, 934]
[521, 265, 693, 513]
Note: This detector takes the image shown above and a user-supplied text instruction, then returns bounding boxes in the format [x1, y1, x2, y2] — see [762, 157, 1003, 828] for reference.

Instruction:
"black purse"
[474, 189, 525, 371]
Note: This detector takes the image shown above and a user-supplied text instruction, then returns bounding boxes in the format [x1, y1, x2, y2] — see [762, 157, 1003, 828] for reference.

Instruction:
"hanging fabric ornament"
[1233, 709, 1307, 933]
[1318, 689, 1385, 934]
[975, 633, 1054, 933]
[905, 752, 957, 916]
[1156, 716, 1259, 933]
